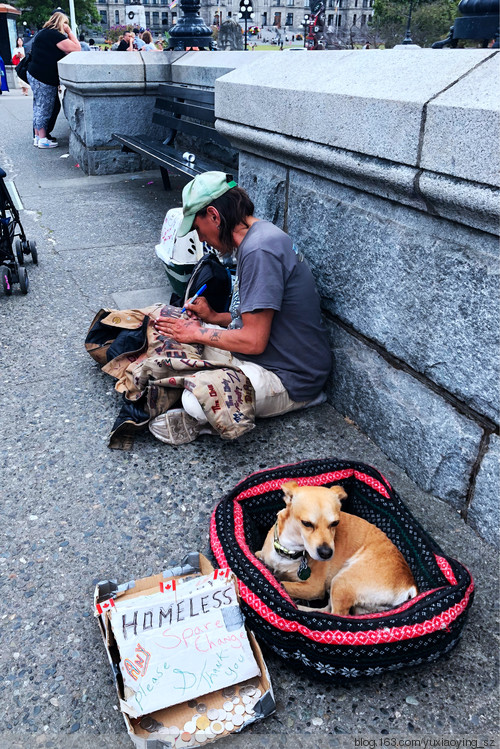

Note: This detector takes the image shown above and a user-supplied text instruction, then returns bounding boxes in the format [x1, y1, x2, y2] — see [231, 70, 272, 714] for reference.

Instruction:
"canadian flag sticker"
[160, 579, 177, 593]
[96, 598, 115, 615]
[213, 568, 231, 581]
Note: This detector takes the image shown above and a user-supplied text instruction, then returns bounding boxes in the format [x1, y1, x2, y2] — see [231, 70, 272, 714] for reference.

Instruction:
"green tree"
[372, 0, 459, 47]
[13, 0, 99, 31]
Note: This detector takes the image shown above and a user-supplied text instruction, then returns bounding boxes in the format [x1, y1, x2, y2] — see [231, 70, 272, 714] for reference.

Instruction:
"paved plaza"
[0, 89, 498, 748]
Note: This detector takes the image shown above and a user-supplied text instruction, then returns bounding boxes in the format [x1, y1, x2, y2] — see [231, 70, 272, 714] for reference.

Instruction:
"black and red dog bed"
[211, 458, 474, 680]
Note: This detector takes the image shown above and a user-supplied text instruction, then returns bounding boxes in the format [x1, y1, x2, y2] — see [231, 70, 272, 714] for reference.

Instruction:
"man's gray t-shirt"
[230, 221, 331, 401]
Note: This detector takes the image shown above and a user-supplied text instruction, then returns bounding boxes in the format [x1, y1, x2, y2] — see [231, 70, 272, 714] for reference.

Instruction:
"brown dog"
[256, 481, 417, 616]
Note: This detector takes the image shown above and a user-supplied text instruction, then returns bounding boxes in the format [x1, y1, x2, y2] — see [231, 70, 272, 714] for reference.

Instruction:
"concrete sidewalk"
[0, 91, 498, 748]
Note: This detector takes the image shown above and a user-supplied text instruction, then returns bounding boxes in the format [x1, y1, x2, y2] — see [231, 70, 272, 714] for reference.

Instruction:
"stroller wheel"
[18, 266, 29, 294]
[15, 239, 25, 266]
[28, 240, 38, 265]
[1, 265, 13, 296]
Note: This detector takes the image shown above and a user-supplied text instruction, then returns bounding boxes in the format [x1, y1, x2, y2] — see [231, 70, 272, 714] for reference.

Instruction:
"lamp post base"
[167, 0, 213, 50]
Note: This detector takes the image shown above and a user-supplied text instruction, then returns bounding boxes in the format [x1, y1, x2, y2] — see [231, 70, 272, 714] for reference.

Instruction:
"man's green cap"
[177, 171, 237, 238]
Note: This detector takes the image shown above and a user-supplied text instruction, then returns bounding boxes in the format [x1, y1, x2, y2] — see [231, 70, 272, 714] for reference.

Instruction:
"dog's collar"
[273, 523, 303, 560]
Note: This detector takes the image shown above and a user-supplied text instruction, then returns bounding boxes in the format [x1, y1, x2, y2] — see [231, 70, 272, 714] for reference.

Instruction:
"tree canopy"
[13, 0, 99, 31]
[372, 0, 460, 47]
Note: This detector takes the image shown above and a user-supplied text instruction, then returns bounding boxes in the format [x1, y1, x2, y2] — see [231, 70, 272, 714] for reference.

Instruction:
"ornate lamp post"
[432, 0, 499, 47]
[302, 13, 310, 46]
[401, 0, 416, 44]
[167, 0, 214, 49]
[239, 0, 254, 50]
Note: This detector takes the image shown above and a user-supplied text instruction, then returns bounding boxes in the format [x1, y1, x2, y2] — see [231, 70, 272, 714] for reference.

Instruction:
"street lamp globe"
[239, 0, 254, 50]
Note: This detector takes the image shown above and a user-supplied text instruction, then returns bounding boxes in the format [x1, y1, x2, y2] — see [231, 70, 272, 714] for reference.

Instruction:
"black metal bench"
[113, 83, 237, 189]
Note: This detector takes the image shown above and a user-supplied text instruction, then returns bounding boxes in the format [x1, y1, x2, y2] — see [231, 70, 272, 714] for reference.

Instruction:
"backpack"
[182, 253, 233, 313]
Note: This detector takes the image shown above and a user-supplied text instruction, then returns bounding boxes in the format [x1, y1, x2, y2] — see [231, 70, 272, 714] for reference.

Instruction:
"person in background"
[117, 31, 135, 51]
[27, 11, 80, 148]
[12, 38, 30, 96]
[141, 31, 156, 50]
[133, 28, 146, 49]
[78, 34, 91, 51]
[0, 53, 9, 94]
[156, 40, 164, 51]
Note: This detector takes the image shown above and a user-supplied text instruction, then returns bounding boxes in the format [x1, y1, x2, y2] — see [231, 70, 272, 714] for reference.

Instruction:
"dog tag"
[298, 555, 311, 580]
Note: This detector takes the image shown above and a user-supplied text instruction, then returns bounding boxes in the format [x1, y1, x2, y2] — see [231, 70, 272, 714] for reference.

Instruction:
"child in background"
[12, 38, 29, 96]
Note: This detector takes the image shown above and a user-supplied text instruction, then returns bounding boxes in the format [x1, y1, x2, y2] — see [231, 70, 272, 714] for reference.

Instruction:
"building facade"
[95, 0, 373, 41]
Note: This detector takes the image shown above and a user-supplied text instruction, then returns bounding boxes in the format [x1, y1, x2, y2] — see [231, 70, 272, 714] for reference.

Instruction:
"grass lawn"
[244, 43, 305, 51]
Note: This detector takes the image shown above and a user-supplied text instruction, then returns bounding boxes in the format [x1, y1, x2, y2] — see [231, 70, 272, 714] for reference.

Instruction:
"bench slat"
[152, 112, 231, 148]
[155, 98, 216, 124]
[157, 83, 215, 105]
[112, 134, 233, 179]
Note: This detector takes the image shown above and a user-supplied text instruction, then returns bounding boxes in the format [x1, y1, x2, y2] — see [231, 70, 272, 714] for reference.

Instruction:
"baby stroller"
[0, 166, 37, 296]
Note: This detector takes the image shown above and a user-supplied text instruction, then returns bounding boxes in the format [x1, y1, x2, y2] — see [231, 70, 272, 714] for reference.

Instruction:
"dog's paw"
[297, 603, 331, 613]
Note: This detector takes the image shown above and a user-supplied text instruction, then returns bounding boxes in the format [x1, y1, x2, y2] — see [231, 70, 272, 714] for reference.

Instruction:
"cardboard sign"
[109, 572, 261, 717]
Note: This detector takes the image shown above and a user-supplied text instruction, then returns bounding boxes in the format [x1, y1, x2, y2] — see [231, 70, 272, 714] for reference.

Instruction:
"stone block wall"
[216, 49, 500, 546]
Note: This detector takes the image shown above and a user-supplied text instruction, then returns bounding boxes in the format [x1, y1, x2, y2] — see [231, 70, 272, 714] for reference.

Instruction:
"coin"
[181, 731, 192, 742]
[234, 704, 245, 715]
[254, 688, 262, 698]
[195, 730, 207, 743]
[242, 695, 252, 705]
[207, 709, 219, 721]
[183, 720, 197, 734]
[239, 685, 254, 697]
[167, 725, 180, 739]
[232, 696, 240, 705]
[188, 699, 197, 708]
[210, 721, 224, 735]
[218, 709, 228, 721]
[223, 701, 234, 712]
[222, 686, 235, 698]
[140, 716, 162, 732]
[245, 706, 255, 716]
[232, 714, 244, 726]
[225, 721, 234, 731]
[196, 702, 207, 714]
[196, 715, 210, 731]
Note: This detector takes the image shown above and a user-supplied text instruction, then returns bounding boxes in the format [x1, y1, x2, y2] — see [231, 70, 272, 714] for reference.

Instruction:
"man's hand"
[184, 295, 214, 322]
[184, 295, 232, 328]
[154, 315, 202, 344]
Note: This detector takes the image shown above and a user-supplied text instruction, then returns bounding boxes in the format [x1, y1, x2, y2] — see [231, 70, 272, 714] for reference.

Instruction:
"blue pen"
[181, 283, 207, 313]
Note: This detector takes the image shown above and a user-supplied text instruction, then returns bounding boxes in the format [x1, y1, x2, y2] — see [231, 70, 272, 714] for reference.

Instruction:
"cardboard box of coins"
[94, 552, 275, 748]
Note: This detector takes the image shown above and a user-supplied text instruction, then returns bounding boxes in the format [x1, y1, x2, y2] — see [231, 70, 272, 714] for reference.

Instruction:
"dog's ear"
[330, 485, 348, 502]
[281, 480, 298, 504]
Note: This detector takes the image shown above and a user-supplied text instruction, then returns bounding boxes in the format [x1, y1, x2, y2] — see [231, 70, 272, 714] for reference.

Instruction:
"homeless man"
[149, 171, 332, 445]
